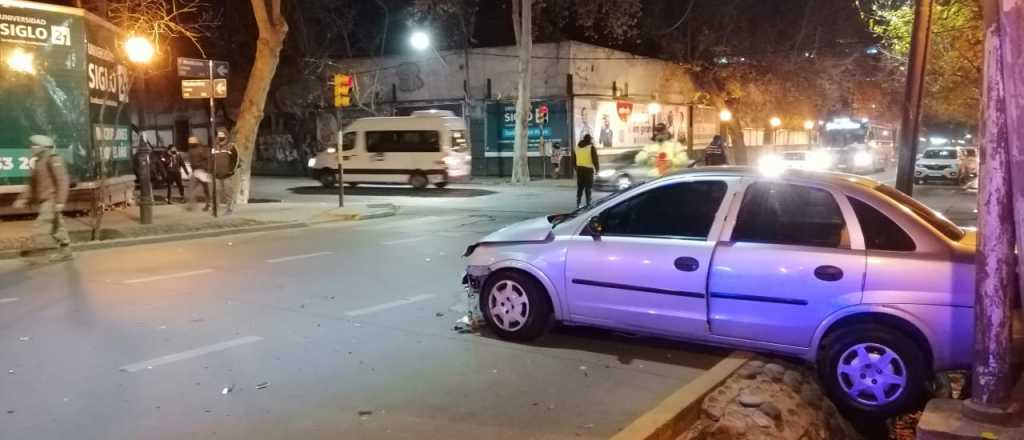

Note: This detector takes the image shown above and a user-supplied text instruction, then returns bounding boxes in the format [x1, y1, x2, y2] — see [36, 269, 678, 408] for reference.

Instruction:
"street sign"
[177, 57, 229, 78]
[181, 79, 212, 99]
[213, 79, 227, 98]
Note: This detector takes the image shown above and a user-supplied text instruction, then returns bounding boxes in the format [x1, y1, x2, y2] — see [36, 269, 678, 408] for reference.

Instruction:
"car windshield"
[875, 184, 965, 241]
[922, 149, 957, 159]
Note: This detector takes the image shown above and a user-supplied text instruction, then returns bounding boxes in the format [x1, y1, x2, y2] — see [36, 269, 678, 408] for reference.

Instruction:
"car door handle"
[674, 257, 700, 272]
[814, 265, 844, 282]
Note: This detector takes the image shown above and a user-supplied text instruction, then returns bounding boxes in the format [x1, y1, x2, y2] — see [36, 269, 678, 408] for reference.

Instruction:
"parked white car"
[915, 147, 971, 185]
[308, 110, 471, 189]
[464, 168, 974, 415]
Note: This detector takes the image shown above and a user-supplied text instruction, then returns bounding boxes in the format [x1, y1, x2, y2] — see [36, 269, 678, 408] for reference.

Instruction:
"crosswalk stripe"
[355, 215, 456, 231]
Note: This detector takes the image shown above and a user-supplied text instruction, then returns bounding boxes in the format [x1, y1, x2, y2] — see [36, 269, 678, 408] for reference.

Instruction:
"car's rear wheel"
[819, 324, 927, 416]
[480, 271, 552, 342]
[409, 173, 429, 189]
[615, 174, 633, 191]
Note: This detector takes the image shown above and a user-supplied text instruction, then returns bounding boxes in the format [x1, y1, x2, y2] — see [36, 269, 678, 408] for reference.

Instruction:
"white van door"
[340, 131, 377, 184]
[363, 130, 443, 184]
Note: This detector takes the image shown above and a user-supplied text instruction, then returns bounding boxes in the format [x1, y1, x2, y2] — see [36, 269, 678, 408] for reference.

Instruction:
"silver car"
[464, 167, 974, 415]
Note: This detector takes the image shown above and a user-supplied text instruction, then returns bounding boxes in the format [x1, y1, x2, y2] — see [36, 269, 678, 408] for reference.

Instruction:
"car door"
[708, 180, 866, 348]
[565, 178, 735, 337]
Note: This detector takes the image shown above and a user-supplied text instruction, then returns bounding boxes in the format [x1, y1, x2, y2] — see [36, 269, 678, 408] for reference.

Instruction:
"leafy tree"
[861, 0, 983, 127]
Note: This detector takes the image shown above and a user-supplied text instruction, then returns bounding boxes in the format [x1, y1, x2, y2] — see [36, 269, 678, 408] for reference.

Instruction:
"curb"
[610, 351, 753, 440]
[0, 208, 397, 260]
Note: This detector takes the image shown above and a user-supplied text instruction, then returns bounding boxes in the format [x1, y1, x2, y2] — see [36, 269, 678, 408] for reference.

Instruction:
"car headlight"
[597, 169, 616, 178]
[326, 147, 337, 153]
[853, 151, 873, 167]
[807, 151, 832, 170]
[758, 154, 786, 177]
[307, 158, 316, 168]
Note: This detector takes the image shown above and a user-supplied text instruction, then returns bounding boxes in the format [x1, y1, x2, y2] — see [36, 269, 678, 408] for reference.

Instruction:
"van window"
[366, 131, 440, 153]
[341, 132, 356, 151]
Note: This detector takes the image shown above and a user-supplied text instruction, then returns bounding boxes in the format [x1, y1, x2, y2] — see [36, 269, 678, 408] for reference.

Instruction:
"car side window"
[732, 182, 849, 248]
[342, 132, 356, 151]
[600, 180, 727, 239]
[848, 197, 916, 251]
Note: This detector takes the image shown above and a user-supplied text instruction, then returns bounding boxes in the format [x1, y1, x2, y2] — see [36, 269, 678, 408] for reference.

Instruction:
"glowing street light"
[803, 120, 815, 130]
[6, 47, 35, 74]
[719, 109, 733, 122]
[124, 36, 155, 64]
[648, 102, 661, 115]
[770, 117, 782, 127]
[409, 31, 431, 51]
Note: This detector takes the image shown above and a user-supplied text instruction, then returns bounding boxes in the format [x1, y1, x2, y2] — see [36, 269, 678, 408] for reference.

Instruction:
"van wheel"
[435, 182, 449, 189]
[319, 173, 337, 188]
[409, 173, 429, 189]
[818, 324, 927, 416]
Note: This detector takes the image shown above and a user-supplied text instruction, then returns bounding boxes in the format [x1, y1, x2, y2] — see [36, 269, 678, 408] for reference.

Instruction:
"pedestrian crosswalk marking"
[118, 336, 263, 372]
[123, 269, 214, 284]
[355, 215, 456, 231]
[344, 294, 435, 317]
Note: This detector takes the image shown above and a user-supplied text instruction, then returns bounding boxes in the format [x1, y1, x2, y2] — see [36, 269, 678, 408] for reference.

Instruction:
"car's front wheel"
[480, 271, 552, 342]
[818, 324, 927, 416]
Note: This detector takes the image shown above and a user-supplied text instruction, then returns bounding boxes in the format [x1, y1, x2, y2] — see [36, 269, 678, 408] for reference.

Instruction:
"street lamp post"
[125, 36, 155, 225]
[719, 109, 733, 138]
[409, 30, 448, 67]
[649, 102, 661, 134]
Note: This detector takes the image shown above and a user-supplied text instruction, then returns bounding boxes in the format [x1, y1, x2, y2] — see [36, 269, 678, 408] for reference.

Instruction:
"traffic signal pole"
[333, 73, 353, 207]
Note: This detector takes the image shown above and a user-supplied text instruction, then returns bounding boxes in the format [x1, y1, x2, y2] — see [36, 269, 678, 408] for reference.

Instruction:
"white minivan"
[308, 110, 471, 189]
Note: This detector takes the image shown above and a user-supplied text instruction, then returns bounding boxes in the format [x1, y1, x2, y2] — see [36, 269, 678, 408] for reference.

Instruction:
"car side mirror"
[587, 216, 604, 238]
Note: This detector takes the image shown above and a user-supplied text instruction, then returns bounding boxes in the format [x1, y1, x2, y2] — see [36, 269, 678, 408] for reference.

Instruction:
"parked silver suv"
[464, 168, 975, 415]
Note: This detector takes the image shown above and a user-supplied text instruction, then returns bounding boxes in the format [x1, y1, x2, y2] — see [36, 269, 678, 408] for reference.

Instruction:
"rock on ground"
[678, 357, 861, 440]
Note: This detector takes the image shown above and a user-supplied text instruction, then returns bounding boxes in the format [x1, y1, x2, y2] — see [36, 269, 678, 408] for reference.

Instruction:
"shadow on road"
[477, 324, 729, 370]
[289, 186, 496, 198]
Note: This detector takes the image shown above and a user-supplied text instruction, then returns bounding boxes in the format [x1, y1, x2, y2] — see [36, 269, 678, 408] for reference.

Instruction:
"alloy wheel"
[836, 343, 908, 407]
[487, 280, 530, 332]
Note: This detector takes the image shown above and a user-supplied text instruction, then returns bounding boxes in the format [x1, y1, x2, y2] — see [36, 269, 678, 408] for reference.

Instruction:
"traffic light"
[536, 104, 549, 125]
[334, 73, 353, 107]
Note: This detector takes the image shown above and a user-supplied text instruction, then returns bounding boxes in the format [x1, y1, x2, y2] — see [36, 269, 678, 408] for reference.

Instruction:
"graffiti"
[396, 62, 424, 93]
[256, 134, 301, 163]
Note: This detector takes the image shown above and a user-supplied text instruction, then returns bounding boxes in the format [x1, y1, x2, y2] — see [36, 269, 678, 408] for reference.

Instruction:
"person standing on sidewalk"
[213, 130, 239, 215]
[703, 135, 729, 166]
[574, 134, 600, 208]
[165, 146, 188, 203]
[185, 136, 212, 211]
[12, 135, 72, 261]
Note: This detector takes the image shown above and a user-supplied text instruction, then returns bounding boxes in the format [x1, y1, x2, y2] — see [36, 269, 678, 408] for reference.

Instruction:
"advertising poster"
[485, 100, 568, 156]
[573, 98, 689, 152]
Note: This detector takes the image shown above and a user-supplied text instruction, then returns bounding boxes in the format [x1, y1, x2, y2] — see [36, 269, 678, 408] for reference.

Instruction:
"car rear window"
[874, 184, 965, 241]
[848, 197, 916, 251]
[732, 182, 848, 248]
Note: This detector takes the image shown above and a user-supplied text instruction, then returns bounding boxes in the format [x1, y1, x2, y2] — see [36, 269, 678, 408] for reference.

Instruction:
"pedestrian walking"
[185, 136, 212, 212]
[165, 146, 188, 203]
[213, 130, 239, 215]
[704, 135, 729, 166]
[574, 134, 600, 208]
[12, 135, 72, 262]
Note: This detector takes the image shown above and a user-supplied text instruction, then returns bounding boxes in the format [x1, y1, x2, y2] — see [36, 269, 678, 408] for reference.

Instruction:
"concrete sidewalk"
[0, 201, 396, 259]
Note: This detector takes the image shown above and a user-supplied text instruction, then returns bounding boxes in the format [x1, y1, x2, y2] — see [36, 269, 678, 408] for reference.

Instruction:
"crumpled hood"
[478, 216, 554, 244]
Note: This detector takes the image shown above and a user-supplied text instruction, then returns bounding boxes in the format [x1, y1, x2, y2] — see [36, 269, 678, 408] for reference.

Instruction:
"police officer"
[574, 134, 600, 208]
[704, 135, 729, 166]
[13, 135, 71, 262]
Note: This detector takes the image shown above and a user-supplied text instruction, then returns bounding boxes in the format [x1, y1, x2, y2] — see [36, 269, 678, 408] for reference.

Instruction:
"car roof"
[668, 166, 880, 191]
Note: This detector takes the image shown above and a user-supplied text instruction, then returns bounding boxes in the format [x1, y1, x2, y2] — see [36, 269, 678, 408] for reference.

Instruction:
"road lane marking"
[118, 336, 263, 373]
[355, 216, 456, 231]
[344, 294, 436, 317]
[266, 251, 333, 263]
[0, 298, 18, 304]
[382, 236, 431, 246]
[123, 269, 215, 285]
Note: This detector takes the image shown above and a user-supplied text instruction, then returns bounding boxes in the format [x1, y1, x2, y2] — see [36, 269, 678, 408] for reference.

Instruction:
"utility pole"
[136, 70, 153, 224]
[207, 60, 218, 217]
[894, 0, 934, 195]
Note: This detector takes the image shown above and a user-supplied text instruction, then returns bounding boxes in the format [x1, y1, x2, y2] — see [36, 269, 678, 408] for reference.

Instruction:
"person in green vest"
[13, 135, 72, 262]
[574, 134, 600, 208]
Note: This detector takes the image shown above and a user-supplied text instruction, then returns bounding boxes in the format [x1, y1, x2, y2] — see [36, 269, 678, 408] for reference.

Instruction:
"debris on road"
[221, 385, 234, 395]
[17, 337, 29, 342]
[452, 315, 477, 334]
[255, 382, 270, 390]
[6, 409, 14, 414]
[435, 312, 445, 317]
[189, 317, 205, 323]
[7, 370, 13, 375]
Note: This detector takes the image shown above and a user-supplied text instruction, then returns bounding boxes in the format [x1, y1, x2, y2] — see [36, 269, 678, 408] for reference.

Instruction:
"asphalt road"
[0, 179, 727, 440]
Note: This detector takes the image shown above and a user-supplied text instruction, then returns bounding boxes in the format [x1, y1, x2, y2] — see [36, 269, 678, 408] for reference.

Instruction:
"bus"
[819, 117, 896, 174]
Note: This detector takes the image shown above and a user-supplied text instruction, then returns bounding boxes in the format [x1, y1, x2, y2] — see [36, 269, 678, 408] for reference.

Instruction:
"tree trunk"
[232, 0, 288, 205]
[727, 118, 748, 165]
[966, 0, 1017, 417]
[1000, 0, 1024, 310]
[510, 0, 532, 183]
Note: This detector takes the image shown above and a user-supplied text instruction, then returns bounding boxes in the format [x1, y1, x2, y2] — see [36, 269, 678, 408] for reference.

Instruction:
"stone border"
[611, 351, 753, 440]
[0, 207, 397, 261]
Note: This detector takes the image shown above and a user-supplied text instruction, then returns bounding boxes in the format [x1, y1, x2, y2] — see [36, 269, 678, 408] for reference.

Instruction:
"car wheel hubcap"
[837, 343, 907, 406]
[616, 176, 632, 191]
[487, 280, 530, 332]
